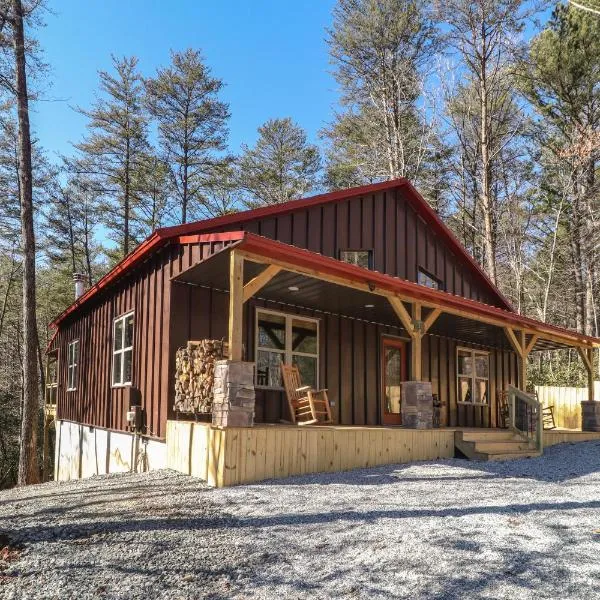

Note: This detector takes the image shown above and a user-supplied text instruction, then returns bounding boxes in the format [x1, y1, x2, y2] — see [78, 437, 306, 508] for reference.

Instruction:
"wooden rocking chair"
[280, 362, 332, 425]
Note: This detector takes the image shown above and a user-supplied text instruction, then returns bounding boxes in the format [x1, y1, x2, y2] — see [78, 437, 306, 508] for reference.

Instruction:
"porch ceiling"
[172, 244, 576, 352]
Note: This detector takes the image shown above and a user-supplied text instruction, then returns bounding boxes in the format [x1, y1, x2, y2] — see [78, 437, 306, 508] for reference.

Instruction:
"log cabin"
[45, 179, 600, 485]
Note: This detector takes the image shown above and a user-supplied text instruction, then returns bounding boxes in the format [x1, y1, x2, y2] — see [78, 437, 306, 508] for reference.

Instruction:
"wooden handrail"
[508, 385, 543, 453]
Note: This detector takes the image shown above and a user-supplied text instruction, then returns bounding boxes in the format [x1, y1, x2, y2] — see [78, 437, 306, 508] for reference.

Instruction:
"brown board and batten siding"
[169, 280, 518, 428]
[53, 184, 517, 438]
[203, 187, 502, 307]
[53, 238, 236, 439]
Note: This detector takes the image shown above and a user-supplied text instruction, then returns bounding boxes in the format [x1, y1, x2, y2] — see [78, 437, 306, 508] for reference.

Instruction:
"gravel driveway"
[2, 441, 600, 599]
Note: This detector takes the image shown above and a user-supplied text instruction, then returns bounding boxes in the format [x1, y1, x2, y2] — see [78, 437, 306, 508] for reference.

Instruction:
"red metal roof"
[50, 179, 515, 328]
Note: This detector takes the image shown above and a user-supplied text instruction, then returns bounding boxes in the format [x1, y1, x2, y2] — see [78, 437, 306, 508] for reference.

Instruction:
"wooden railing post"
[228, 250, 244, 362]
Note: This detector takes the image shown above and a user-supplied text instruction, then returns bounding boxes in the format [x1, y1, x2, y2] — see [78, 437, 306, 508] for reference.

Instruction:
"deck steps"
[455, 430, 541, 461]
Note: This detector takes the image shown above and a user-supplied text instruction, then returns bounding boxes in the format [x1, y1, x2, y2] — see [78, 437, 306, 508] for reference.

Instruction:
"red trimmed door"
[382, 338, 406, 425]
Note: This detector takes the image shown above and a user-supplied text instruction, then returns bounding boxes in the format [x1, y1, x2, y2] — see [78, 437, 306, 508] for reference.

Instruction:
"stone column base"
[212, 360, 255, 428]
[401, 381, 433, 429]
[581, 401, 600, 432]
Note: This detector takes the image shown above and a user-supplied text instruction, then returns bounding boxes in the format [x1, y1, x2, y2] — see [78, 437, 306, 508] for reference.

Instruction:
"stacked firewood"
[174, 340, 229, 414]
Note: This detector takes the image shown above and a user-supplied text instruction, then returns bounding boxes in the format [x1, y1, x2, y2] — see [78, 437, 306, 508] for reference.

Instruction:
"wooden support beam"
[239, 250, 595, 351]
[388, 296, 415, 336]
[524, 334, 539, 356]
[504, 327, 523, 357]
[228, 250, 244, 361]
[412, 303, 422, 381]
[242, 265, 281, 303]
[422, 308, 442, 334]
[578, 347, 595, 402]
[519, 330, 527, 391]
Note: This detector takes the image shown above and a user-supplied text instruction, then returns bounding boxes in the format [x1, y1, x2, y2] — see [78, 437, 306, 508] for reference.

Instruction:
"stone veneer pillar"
[401, 381, 434, 429]
[212, 360, 255, 427]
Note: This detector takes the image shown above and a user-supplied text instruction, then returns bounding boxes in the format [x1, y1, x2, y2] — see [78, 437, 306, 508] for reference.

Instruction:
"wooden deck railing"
[508, 385, 543, 453]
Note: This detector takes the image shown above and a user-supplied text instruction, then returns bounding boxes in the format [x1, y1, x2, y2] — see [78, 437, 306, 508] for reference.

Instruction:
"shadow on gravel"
[10, 496, 600, 545]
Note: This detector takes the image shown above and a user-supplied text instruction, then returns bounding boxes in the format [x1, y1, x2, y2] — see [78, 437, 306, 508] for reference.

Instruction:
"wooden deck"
[165, 420, 600, 487]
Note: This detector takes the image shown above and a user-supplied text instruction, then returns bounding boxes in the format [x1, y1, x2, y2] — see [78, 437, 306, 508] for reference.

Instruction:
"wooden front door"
[382, 338, 406, 425]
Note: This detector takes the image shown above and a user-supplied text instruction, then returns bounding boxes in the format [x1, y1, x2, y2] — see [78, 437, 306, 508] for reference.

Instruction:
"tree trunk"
[14, 0, 40, 486]
[479, 71, 497, 285]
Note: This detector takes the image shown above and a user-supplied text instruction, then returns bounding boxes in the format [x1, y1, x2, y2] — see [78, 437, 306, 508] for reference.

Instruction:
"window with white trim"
[67, 340, 79, 391]
[255, 310, 319, 389]
[112, 312, 134, 386]
[457, 348, 489, 405]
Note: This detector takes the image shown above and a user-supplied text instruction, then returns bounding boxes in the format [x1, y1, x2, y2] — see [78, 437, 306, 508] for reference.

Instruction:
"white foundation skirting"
[54, 419, 167, 482]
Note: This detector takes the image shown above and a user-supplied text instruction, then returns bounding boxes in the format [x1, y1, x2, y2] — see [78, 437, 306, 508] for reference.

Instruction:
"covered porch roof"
[172, 230, 599, 395]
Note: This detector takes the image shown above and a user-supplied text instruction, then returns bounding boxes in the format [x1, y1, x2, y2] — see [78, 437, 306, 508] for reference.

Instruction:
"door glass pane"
[293, 355, 317, 388]
[475, 355, 488, 378]
[475, 379, 488, 404]
[258, 313, 285, 350]
[384, 346, 402, 414]
[292, 319, 317, 354]
[256, 349, 283, 387]
[458, 376, 472, 402]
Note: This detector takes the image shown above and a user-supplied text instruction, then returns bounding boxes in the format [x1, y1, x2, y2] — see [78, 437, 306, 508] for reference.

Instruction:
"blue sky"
[32, 0, 338, 164]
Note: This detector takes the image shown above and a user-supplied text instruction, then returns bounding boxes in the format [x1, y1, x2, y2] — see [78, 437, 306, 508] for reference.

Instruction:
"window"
[112, 312, 134, 386]
[255, 310, 319, 389]
[340, 249, 373, 270]
[418, 268, 443, 290]
[457, 348, 489, 405]
[67, 340, 79, 391]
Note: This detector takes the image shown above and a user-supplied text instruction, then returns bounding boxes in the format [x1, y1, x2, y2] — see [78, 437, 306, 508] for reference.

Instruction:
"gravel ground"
[2, 442, 600, 599]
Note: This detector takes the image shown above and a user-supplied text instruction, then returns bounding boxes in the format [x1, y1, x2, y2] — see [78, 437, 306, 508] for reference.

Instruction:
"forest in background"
[1, 0, 600, 486]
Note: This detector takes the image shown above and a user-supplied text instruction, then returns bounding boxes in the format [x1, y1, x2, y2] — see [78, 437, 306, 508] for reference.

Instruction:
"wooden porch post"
[412, 303, 422, 381]
[387, 298, 441, 382]
[228, 250, 244, 362]
[504, 327, 538, 392]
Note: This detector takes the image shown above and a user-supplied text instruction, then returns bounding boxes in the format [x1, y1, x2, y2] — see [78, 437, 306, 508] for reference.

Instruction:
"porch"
[171, 232, 599, 430]
[166, 420, 600, 487]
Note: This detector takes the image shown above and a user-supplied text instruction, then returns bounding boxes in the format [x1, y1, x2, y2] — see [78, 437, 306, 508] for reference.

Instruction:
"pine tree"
[145, 49, 230, 224]
[75, 56, 149, 259]
[238, 117, 321, 207]
[324, 0, 442, 191]
[520, 3, 600, 335]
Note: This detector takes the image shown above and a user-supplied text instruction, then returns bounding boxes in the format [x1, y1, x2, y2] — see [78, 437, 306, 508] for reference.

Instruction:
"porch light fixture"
[288, 286, 299, 292]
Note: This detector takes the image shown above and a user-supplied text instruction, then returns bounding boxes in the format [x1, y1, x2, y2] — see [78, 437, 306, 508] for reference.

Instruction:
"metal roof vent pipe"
[73, 273, 87, 300]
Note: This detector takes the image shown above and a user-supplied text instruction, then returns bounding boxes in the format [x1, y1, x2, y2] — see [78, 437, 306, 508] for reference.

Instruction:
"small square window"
[418, 268, 443, 290]
[339, 250, 373, 270]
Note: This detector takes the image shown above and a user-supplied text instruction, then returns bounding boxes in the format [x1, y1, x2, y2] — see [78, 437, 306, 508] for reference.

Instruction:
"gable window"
[457, 348, 489, 405]
[418, 268, 443, 290]
[339, 249, 373, 270]
[67, 340, 79, 391]
[112, 312, 134, 387]
[255, 309, 319, 389]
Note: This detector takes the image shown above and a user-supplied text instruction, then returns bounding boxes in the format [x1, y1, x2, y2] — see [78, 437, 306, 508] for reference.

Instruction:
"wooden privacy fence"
[535, 382, 600, 429]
